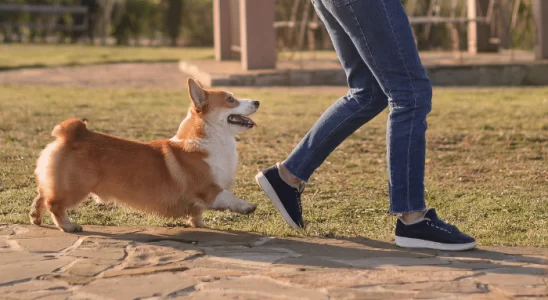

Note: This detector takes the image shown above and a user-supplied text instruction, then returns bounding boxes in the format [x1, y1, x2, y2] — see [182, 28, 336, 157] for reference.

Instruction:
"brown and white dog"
[30, 78, 259, 232]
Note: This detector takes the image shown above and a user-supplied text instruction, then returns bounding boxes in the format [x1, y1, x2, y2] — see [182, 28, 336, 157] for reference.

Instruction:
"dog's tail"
[51, 118, 89, 142]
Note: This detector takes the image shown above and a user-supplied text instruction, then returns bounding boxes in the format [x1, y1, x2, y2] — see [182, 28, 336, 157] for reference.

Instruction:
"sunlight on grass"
[0, 44, 214, 69]
[0, 86, 546, 246]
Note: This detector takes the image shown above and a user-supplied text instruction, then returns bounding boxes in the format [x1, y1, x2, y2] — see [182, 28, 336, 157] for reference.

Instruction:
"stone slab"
[14, 236, 79, 253]
[0, 256, 74, 284]
[195, 275, 329, 300]
[74, 272, 197, 300]
[0, 225, 545, 299]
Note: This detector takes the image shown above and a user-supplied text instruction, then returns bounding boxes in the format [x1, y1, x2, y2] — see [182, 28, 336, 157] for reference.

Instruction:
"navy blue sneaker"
[395, 208, 476, 251]
[255, 163, 305, 231]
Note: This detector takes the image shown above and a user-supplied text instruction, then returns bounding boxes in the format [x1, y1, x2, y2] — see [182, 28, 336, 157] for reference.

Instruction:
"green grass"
[0, 85, 546, 247]
[0, 44, 213, 69]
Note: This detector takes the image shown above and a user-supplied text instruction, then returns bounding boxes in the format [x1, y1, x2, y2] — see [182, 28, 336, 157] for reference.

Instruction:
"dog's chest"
[203, 137, 238, 189]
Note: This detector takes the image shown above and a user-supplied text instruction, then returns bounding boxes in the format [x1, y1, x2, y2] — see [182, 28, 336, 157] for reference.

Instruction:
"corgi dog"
[30, 78, 259, 232]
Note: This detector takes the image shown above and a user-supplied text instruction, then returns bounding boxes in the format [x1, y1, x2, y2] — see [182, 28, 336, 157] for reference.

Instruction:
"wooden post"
[468, 0, 498, 54]
[533, 0, 548, 59]
[214, 0, 232, 61]
[468, 0, 478, 54]
[239, 0, 276, 70]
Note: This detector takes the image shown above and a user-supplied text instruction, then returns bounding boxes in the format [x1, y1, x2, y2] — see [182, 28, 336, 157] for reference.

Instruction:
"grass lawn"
[0, 85, 546, 247]
[0, 44, 213, 69]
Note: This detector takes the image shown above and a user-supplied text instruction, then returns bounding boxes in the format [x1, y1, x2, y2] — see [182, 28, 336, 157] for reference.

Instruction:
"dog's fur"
[30, 78, 259, 232]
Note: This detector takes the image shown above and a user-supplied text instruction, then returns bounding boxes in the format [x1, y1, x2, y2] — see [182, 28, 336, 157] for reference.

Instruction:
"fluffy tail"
[51, 118, 89, 141]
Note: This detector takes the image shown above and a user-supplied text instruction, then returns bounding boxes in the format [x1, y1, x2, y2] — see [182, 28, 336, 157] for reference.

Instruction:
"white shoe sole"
[395, 236, 476, 251]
[255, 172, 303, 232]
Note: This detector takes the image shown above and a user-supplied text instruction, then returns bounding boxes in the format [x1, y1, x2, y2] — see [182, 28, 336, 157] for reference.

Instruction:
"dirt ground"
[0, 63, 189, 90]
[0, 63, 353, 95]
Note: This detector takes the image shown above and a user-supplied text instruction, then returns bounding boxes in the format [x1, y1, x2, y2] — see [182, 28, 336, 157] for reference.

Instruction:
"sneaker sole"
[255, 172, 303, 232]
[395, 236, 476, 251]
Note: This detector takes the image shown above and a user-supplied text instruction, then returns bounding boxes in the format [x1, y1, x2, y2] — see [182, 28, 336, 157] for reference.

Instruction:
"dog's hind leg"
[45, 190, 89, 232]
[46, 197, 82, 232]
[210, 190, 256, 215]
[29, 191, 45, 226]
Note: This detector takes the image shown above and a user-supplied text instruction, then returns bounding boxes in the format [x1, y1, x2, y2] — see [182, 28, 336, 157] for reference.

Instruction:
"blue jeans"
[283, 0, 432, 214]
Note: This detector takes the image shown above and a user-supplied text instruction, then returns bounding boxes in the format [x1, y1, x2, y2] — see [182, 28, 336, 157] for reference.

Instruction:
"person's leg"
[318, 0, 431, 215]
[313, 0, 475, 250]
[282, 0, 389, 183]
[255, 0, 388, 231]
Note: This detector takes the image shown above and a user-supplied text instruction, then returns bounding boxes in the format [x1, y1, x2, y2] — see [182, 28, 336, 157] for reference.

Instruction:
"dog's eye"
[227, 96, 234, 103]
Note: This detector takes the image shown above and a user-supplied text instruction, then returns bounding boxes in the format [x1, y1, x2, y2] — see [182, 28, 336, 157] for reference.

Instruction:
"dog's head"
[186, 78, 259, 135]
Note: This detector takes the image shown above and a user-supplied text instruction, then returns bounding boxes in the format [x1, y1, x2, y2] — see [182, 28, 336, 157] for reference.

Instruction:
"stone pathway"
[0, 224, 546, 299]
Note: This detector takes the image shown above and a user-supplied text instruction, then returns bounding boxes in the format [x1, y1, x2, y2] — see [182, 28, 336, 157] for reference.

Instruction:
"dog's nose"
[253, 101, 260, 108]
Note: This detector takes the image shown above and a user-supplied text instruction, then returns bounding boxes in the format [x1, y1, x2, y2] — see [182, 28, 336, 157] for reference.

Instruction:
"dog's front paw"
[189, 217, 207, 228]
[29, 212, 42, 226]
[239, 202, 257, 215]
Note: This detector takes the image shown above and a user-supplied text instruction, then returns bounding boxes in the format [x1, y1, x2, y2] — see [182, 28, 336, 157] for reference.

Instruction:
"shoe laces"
[426, 218, 457, 234]
[294, 183, 305, 215]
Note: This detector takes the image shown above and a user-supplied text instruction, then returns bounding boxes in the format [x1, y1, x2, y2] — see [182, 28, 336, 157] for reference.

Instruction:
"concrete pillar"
[533, 0, 548, 59]
[214, 0, 232, 61]
[239, 0, 276, 70]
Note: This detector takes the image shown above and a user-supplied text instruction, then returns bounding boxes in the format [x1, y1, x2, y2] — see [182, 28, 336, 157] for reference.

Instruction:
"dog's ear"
[187, 78, 206, 110]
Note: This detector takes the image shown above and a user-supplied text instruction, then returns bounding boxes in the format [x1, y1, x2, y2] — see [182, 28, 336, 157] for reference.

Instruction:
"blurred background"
[0, 0, 536, 53]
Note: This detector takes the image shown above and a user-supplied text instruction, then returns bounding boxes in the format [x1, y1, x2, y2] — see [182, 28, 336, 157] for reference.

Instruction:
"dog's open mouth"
[228, 115, 256, 128]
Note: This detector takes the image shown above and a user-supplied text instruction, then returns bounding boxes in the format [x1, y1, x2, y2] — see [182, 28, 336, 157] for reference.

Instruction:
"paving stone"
[180, 257, 263, 278]
[480, 246, 548, 257]
[8, 226, 69, 239]
[0, 226, 15, 236]
[413, 290, 467, 299]
[330, 257, 451, 269]
[488, 284, 548, 297]
[203, 246, 296, 266]
[384, 280, 489, 294]
[327, 287, 417, 300]
[437, 248, 547, 265]
[196, 275, 329, 299]
[473, 272, 546, 286]
[67, 259, 118, 277]
[0, 225, 30, 237]
[14, 236, 79, 253]
[68, 247, 126, 261]
[0, 225, 545, 299]
[0, 256, 74, 284]
[444, 259, 519, 270]
[75, 272, 197, 300]
[120, 241, 202, 269]
[68, 237, 129, 260]
[37, 273, 96, 285]
[445, 295, 509, 300]
[274, 256, 353, 269]
[0, 279, 71, 300]
[260, 237, 433, 260]
[78, 236, 131, 249]
[174, 290, 283, 300]
[267, 269, 477, 288]
[100, 264, 189, 278]
[78, 225, 148, 235]
[0, 238, 10, 250]
[137, 228, 264, 247]
[0, 252, 47, 265]
[37, 293, 73, 300]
